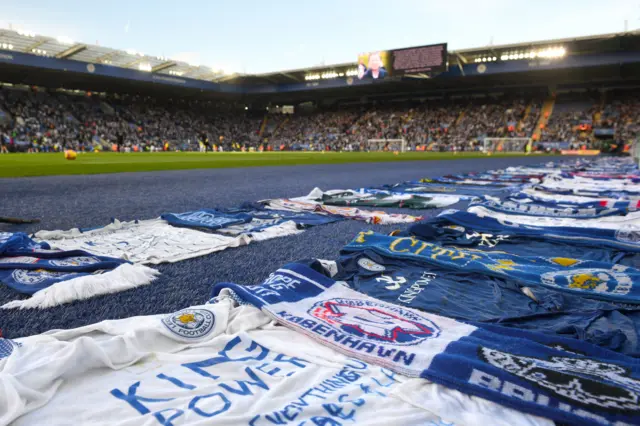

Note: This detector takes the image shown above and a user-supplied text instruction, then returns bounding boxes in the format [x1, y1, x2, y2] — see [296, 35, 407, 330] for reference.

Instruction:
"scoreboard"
[357, 43, 447, 81]
[391, 43, 447, 76]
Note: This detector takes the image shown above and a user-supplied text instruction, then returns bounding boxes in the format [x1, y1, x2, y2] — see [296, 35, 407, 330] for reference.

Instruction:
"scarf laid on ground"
[211, 262, 640, 426]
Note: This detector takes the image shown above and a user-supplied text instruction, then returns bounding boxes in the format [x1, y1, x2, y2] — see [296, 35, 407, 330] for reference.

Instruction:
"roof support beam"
[56, 44, 87, 59]
[123, 57, 143, 68]
[94, 51, 120, 64]
[152, 61, 176, 73]
[24, 39, 47, 53]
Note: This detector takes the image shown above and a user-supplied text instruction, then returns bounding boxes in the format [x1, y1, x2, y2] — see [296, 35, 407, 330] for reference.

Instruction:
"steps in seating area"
[258, 115, 268, 137]
[532, 97, 555, 141]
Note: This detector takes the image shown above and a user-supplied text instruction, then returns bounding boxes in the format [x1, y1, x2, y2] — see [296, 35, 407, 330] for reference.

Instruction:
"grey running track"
[0, 157, 553, 337]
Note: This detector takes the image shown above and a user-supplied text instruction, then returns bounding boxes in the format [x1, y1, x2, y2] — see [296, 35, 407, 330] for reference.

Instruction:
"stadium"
[2, 13, 640, 426]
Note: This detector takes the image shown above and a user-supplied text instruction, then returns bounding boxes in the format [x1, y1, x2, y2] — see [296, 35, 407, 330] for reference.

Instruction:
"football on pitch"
[64, 150, 77, 160]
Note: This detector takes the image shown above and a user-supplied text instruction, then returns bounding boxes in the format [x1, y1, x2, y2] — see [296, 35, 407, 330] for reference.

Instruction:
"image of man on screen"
[359, 52, 387, 80]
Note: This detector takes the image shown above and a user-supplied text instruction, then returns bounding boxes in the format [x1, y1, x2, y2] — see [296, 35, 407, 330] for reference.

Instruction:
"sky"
[1, 0, 639, 74]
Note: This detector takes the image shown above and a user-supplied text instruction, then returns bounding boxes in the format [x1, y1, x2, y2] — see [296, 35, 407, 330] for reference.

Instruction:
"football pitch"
[0, 151, 556, 178]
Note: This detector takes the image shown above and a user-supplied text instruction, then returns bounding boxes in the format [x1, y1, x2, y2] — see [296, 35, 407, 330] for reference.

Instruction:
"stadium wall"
[1, 50, 640, 96]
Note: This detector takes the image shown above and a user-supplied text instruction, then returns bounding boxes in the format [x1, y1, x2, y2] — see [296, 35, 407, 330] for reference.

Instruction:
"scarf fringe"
[2, 264, 160, 310]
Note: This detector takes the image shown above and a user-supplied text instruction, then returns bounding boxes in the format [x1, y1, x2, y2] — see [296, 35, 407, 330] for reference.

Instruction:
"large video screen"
[391, 43, 447, 76]
[357, 43, 447, 80]
[357, 51, 392, 80]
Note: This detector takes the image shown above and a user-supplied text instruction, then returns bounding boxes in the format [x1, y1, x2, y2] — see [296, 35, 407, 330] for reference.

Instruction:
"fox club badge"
[162, 308, 216, 339]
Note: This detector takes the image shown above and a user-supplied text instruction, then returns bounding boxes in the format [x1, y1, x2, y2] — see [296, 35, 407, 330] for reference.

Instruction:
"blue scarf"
[161, 209, 252, 230]
[162, 206, 342, 232]
[0, 235, 129, 294]
[427, 209, 640, 253]
[472, 199, 629, 219]
[211, 262, 640, 426]
[342, 230, 640, 304]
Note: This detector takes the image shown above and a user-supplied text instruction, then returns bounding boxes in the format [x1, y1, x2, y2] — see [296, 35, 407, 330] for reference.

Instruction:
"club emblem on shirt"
[309, 298, 439, 346]
[357, 257, 386, 272]
[478, 347, 640, 412]
[541, 267, 632, 295]
[375, 275, 407, 290]
[162, 308, 215, 339]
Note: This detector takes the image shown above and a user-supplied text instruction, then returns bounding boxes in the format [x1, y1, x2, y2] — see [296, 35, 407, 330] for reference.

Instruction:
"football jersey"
[362, 186, 475, 202]
[405, 181, 513, 196]
[212, 263, 640, 426]
[342, 230, 640, 304]
[426, 209, 640, 253]
[265, 199, 422, 225]
[0, 298, 551, 426]
[468, 205, 640, 230]
[320, 191, 439, 209]
[471, 199, 630, 219]
[511, 189, 640, 210]
[35, 219, 250, 265]
[296, 188, 451, 209]
[332, 246, 640, 356]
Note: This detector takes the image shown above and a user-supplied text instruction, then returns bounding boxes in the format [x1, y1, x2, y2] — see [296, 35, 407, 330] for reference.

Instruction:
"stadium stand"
[1, 85, 639, 153]
[1, 30, 640, 154]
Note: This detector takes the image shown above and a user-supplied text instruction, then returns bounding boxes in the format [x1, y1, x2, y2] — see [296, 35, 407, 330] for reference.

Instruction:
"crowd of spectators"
[599, 90, 640, 144]
[0, 87, 262, 153]
[1, 85, 639, 153]
[539, 106, 598, 144]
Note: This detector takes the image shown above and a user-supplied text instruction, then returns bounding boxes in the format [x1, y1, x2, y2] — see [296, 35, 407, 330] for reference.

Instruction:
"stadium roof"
[0, 27, 235, 82]
[0, 27, 638, 88]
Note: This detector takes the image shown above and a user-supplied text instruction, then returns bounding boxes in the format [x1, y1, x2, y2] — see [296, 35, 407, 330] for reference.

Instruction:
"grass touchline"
[0, 152, 558, 178]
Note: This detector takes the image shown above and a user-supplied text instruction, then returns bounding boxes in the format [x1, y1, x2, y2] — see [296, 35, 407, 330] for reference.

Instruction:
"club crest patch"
[0, 256, 38, 264]
[357, 258, 385, 272]
[50, 256, 100, 267]
[11, 269, 75, 285]
[541, 268, 632, 295]
[478, 347, 640, 412]
[615, 227, 640, 244]
[309, 297, 439, 346]
[162, 308, 215, 339]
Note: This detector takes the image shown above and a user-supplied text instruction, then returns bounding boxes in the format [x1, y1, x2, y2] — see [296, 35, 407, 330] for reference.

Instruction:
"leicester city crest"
[357, 257, 386, 272]
[541, 268, 632, 296]
[11, 269, 74, 286]
[162, 308, 215, 339]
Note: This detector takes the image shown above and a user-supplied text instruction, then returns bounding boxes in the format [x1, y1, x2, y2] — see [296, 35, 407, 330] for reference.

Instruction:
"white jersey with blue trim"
[468, 205, 640, 230]
[541, 176, 640, 194]
[34, 218, 250, 264]
[518, 188, 640, 207]
[0, 298, 551, 426]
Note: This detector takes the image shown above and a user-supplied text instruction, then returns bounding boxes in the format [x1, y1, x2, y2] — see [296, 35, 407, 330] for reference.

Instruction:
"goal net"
[483, 138, 532, 154]
[366, 139, 407, 153]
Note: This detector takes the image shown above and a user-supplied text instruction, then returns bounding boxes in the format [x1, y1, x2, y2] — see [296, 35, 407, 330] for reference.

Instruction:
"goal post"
[366, 139, 407, 153]
[483, 137, 532, 154]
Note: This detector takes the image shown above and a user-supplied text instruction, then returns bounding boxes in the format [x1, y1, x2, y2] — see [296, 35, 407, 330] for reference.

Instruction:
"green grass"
[0, 151, 557, 178]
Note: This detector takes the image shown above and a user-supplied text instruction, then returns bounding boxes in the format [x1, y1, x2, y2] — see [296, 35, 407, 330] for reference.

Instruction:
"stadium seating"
[1, 85, 639, 153]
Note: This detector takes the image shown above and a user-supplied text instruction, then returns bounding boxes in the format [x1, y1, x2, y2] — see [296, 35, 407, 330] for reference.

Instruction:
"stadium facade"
[0, 29, 639, 105]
